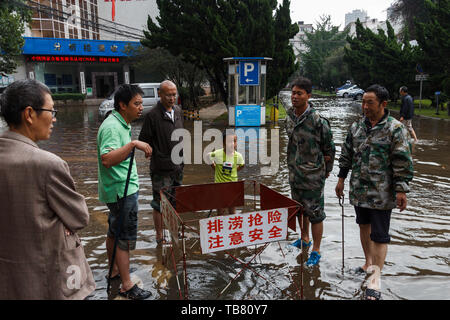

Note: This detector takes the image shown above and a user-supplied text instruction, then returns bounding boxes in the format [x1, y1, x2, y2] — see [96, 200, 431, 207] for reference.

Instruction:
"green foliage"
[142, 0, 297, 101]
[267, 0, 299, 98]
[0, 1, 31, 74]
[128, 47, 207, 108]
[52, 93, 86, 102]
[415, 0, 450, 99]
[345, 19, 419, 100]
[300, 15, 348, 90]
[389, 0, 430, 39]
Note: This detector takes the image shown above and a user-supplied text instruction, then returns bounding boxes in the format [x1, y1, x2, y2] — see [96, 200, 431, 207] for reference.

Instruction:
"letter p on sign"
[244, 63, 254, 76]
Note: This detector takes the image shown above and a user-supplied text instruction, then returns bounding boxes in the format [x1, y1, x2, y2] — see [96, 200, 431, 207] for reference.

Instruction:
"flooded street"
[2, 95, 448, 300]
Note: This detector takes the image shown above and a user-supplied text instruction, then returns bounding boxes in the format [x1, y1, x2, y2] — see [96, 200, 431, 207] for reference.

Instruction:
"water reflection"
[1, 97, 448, 300]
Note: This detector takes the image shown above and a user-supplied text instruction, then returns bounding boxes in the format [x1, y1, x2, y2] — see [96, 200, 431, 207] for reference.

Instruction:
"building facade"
[7, 0, 159, 98]
[289, 21, 313, 63]
[344, 9, 368, 28]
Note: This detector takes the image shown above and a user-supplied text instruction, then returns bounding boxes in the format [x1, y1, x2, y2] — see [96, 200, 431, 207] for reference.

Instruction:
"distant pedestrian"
[335, 84, 413, 300]
[0, 79, 95, 299]
[138, 80, 184, 245]
[208, 129, 245, 215]
[97, 84, 153, 300]
[399, 86, 418, 143]
[286, 77, 335, 266]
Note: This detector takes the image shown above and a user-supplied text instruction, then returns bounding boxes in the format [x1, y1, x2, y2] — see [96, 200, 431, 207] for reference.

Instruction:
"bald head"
[159, 80, 177, 110]
[160, 80, 176, 92]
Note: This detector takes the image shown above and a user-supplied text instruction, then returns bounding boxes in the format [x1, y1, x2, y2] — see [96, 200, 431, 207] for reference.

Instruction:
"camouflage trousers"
[150, 170, 183, 212]
[290, 187, 325, 224]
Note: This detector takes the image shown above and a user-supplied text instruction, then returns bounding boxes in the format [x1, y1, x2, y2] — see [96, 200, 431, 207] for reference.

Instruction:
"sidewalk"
[199, 101, 227, 120]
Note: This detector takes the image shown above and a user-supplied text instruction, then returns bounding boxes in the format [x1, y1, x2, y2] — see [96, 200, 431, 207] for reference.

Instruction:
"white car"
[98, 82, 161, 121]
[336, 84, 359, 98]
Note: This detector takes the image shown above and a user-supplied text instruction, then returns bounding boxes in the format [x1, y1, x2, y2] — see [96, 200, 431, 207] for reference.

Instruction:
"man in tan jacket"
[0, 79, 95, 299]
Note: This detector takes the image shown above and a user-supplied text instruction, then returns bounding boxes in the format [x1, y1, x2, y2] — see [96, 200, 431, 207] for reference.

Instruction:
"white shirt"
[165, 109, 174, 122]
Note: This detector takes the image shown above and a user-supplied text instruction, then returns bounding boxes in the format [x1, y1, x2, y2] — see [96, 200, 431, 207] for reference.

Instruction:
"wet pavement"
[1, 95, 449, 300]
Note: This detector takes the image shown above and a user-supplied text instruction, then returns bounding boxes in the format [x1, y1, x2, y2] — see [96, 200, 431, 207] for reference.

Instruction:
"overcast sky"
[281, 0, 395, 29]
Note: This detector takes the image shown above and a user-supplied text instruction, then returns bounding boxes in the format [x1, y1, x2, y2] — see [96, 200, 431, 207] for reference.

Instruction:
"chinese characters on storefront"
[199, 208, 288, 254]
[26, 55, 120, 63]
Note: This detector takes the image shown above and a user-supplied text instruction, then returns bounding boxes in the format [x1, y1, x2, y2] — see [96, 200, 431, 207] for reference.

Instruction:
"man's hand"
[335, 178, 345, 198]
[134, 140, 152, 158]
[400, 117, 404, 121]
[396, 192, 407, 212]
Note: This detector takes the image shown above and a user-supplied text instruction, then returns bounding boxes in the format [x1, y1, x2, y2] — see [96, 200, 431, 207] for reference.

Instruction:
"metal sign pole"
[419, 80, 423, 110]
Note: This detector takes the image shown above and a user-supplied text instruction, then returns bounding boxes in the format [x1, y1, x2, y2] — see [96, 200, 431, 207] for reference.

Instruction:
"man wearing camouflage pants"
[286, 77, 335, 266]
[335, 84, 413, 300]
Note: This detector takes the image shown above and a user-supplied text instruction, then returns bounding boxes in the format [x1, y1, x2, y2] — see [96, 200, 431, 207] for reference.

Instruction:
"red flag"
[112, 0, 115, 21]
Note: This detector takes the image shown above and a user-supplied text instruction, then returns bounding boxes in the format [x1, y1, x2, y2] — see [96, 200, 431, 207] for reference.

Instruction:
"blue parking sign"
[239, 61, 259, 86]
[235, 105, 261, 127]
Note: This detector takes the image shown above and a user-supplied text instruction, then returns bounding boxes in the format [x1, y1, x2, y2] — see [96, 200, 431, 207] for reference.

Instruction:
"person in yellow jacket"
[208, 129, 244, 215]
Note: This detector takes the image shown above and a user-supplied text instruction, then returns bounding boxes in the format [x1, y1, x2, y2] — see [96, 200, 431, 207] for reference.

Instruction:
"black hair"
[399, 86, 408, 93]
[291, 77, 312, 94]
[0, 79, 51, 126]
[366, 84, 389, 103]
[113, 84, 144, 111]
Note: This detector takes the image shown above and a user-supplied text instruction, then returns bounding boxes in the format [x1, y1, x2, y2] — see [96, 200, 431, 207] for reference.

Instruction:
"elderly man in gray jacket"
[0, 80, 95, 299]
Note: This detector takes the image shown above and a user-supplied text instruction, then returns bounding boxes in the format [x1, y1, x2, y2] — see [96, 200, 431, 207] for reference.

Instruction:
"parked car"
[98, 82, 161, 121]
[336, 84, 359, 98]
[349, 87, 365, 100]
[335, 81, 353, 93]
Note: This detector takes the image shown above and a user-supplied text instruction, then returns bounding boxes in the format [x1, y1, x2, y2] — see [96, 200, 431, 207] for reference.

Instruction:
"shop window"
[44, 73, 57, 86]
[42, 30, 55, 38]
[62, 74, 73, 85]
[41, 20, 53, 30]
[31, 20, 41, 30]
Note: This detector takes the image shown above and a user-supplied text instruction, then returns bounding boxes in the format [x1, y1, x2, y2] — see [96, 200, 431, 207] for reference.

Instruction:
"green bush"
[52, 93, 86, 101]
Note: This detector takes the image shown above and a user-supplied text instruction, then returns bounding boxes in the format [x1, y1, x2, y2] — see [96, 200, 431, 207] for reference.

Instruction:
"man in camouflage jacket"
[335, 84, 413, 300]
[286, 77, 335, 266]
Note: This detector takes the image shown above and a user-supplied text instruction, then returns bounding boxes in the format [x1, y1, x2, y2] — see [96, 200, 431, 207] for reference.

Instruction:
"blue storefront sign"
[22, 37, 140, 57]
[235, 105, 261, 127]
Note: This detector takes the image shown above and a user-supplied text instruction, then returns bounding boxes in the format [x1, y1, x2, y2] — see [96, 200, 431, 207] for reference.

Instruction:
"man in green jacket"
[335, 84, 413, 300]
[286, 77, 335, 266]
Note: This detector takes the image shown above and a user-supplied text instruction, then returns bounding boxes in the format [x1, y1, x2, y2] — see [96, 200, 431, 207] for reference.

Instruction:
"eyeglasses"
[34, 108, 58, 118]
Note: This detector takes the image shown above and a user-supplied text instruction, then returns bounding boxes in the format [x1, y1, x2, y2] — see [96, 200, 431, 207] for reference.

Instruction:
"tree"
[389, 0, 430, 39]
[127, 46, 207, 108]
[267, 0, 298, 98]
[142, 0, 297, 101]
[300, 15, 348, 90]
[0, 0, 31, 74]
[321, 46, 351, 92]
[345, 19, 419, 99]
[415, 0, 450, 99]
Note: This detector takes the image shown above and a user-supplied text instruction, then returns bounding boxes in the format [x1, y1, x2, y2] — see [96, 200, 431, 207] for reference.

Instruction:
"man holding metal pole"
[335, 84, 413, 300]
[97, 84, 152, 299]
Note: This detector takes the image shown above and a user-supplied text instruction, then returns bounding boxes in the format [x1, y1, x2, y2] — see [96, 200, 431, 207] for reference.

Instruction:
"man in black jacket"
[399, 86, 418, 143]
[138, 80, 184, 244]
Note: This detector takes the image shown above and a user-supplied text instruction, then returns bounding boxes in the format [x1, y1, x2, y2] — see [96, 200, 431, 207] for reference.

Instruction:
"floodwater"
[1, 95, 449, 300]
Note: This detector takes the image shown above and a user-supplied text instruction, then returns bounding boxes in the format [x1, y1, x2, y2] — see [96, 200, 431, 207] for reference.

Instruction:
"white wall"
[97, 0, 159, 41]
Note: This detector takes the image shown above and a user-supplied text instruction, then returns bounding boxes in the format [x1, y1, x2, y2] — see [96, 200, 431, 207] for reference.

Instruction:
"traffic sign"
[415, 74, 429, 81]
[235, 105, 261, 126]
[239, 61, 259, 86]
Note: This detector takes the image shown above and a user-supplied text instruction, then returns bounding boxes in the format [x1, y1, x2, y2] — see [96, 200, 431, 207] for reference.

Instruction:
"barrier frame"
[160, 179, 304, 300]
